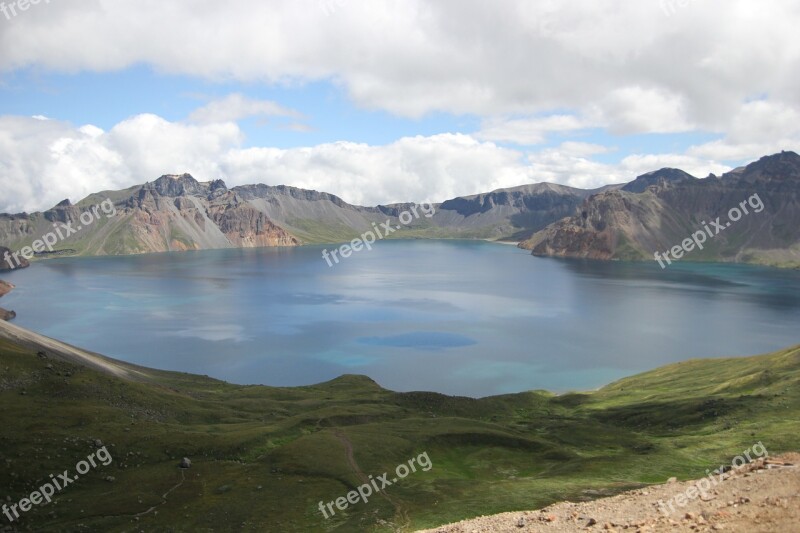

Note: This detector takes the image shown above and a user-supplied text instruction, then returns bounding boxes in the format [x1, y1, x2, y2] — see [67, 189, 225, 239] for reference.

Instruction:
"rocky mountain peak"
[149, 174, 204, 197]
[622, 168, 696, 193]
[731, 150, 800, 183]
[209, 179, 228, 192]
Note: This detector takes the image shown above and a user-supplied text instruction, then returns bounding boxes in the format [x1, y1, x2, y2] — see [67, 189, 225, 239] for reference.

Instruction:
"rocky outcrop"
[0, 279, 15, 321]
[149, 174, 208, 197]
[521, 151, 800, 267]
[0, 280, 13, 298]
[0, 246, 30, 271]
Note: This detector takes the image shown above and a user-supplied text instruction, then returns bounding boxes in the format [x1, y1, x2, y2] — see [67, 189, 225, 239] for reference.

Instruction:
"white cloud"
[1, 0, 799, 130]
[476, 115, 596, 145]
[523, 150, 619, 191]
[0, 114, 245, 212]
[0, 114, 535, 211]
[105, 114, 244, 180]
[0, 112, 754, 214]
[596, 86, 695, 135]
[617, 154, 730, 180]
[688, 100, 800, 162]
[188, 94, 302, 124]
[521, 148, 732, 191]
[220, 134, 533, 206]
[557, 142, 612, 158]
[1, 1, 799, 211]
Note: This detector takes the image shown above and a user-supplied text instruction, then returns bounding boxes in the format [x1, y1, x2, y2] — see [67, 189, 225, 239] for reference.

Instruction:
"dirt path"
[416, 454, 799, 533]
[333, 429, 410, 530]
[134, 468, 187, 518]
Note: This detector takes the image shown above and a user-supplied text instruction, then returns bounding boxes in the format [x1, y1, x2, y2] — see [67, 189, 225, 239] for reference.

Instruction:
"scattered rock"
[179, 457, 192, 469]
[414, 453, 800, 533]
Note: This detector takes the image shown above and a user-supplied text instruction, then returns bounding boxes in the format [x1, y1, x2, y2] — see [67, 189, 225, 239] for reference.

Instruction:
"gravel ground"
[416, 453, 799, 533]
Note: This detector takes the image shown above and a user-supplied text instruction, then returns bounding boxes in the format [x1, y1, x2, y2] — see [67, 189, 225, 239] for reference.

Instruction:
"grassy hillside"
[1, 336, 798, 532]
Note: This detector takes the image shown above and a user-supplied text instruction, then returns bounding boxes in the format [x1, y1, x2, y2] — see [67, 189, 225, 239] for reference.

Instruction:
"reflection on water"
[3, 241, 800, 397]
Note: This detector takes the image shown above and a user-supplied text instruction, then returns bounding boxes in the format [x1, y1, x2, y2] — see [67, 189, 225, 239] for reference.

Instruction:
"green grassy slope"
[1, 339, 798, 532]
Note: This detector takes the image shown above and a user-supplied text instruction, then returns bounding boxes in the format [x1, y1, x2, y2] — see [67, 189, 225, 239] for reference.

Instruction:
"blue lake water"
[3, 240, 800, 397]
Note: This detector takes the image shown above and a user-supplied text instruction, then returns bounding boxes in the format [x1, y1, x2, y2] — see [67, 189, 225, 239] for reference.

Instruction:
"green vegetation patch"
[0, 339, 798, 531]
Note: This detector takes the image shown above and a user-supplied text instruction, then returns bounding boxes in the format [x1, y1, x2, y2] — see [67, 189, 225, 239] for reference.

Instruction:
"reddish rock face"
[207, 202, 300, 248]
[0, 175, 304, 257]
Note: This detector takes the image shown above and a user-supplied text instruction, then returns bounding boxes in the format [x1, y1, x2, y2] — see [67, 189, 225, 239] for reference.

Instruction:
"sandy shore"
[0, 318, 153, 381]
[484, 239, 522, 246]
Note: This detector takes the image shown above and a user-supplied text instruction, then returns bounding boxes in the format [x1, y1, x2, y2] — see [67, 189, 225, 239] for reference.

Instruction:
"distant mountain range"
[1, 151, 798, 267]
[0, 175, 612, 257]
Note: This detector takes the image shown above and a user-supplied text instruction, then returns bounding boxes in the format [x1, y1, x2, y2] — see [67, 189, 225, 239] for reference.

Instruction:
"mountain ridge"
[0, 175, 611, 258]
[520, 150, 800, 268]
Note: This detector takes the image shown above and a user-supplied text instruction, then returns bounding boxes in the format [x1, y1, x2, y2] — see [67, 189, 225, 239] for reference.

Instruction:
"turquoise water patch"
[358, 332, 477, 350]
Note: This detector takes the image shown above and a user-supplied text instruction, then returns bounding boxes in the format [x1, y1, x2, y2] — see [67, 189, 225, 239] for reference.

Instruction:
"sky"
[0, 0, 799, 213]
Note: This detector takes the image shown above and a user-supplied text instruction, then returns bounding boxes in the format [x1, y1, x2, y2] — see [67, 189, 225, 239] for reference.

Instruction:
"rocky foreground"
[416, 454, 799, 533]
